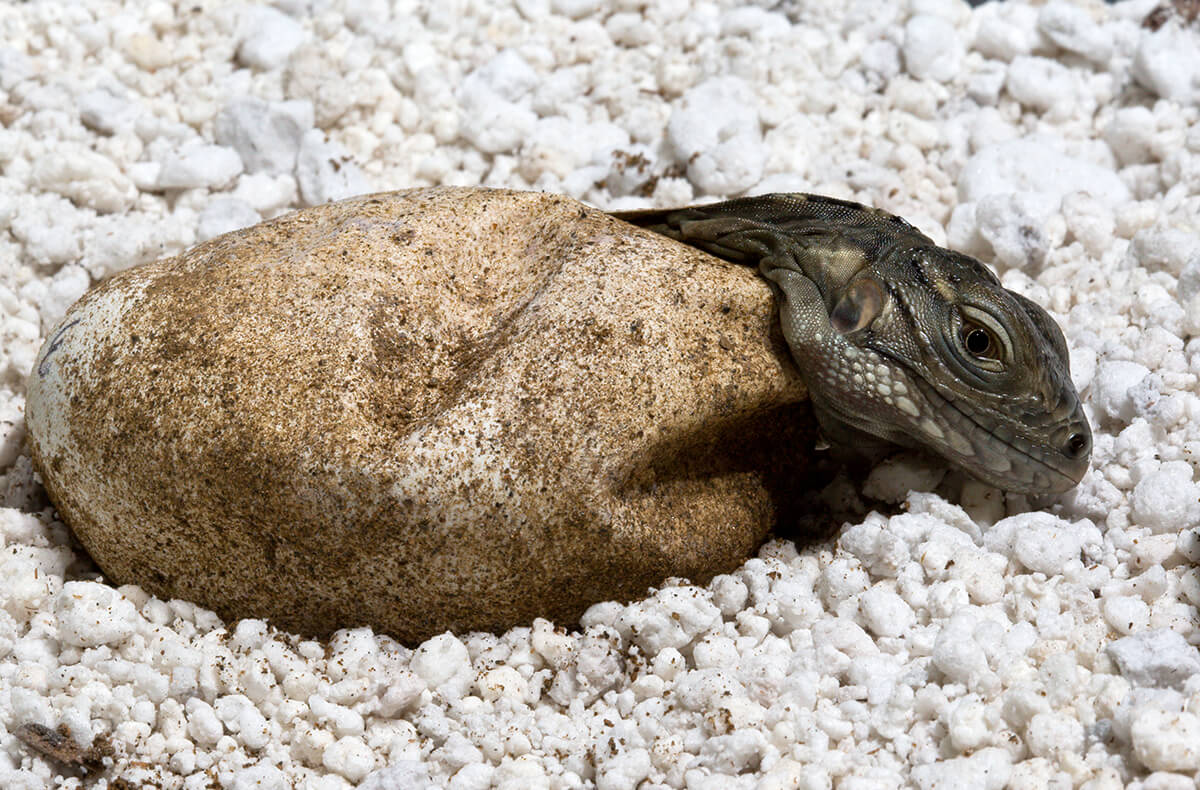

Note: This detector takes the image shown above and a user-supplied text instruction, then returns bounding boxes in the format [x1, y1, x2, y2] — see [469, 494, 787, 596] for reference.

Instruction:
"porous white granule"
[2, 0, 1200, 788]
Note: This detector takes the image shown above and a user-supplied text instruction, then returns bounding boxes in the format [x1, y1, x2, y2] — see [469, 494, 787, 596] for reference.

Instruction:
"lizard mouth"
[907, 375, 1089, 495]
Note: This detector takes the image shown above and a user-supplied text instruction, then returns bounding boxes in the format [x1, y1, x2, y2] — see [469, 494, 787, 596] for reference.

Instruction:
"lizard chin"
[806, 358, 1090, 496]
[895, 374, 1090, 495]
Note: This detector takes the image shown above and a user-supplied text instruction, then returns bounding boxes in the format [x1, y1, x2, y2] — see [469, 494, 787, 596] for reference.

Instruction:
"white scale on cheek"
[945, 428, 976, 457]
[846, 345, 902, 410]
[832, 341, 926, 421]
[895, 396, 920, 417]
[823, 340, 997, 467]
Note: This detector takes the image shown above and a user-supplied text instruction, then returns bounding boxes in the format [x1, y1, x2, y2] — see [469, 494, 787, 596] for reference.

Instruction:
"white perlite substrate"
[1, 0, 1199, 788]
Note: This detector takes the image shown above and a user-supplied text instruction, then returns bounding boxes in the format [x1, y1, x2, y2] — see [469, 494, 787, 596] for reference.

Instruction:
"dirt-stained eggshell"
[26, 187, 812, 643]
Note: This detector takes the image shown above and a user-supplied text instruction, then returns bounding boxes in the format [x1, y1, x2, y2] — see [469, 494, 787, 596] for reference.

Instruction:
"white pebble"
[1, 545, 67, 617]
[9, 196, 84, 265]
[596, 748, 652, 790]
[229, 764, 288, 790]
[1178, 254, 1200, 303]
[861, 40, 902, 82]
[197, 198, 261, 242]
[1103, 594, 1150, 636]
[295, 130, 370, 207]
[1005, 512, 1083, 575]
[157, 143, 244, 190]
[1178, 529, 1200, 564]
[215, 97, 314, 176]
[123, 32, 172, 71]
[1091, 360, 1151, 424]
[862, 453, 947, 503]
[1025, 711, 1083, 759]
[1131, 461, 1200, 535]
[435, 733, 484, 773]
[960, 138, 1131, 208]
[520, 117, 629, 182]
[1060, 191, 1114, 256]
[185, 698, 224, 746]
[1130, 227, 1200, 277]
[1132, 26, 1200, 105]
[667, 77, 766, 195]
[618, 587, 722, 653]
[965, 62, 1007, 106]
[1037, 2, 1112, 63]
[974, 191, 1060, 273]
[903, 16, 963, 83]
[410, 633, 472, 696]
[37, 264, 90, 328]
[0, 395, 26, 469]
[709, 574, 748, 616]
[308, 694, 364, 737]
[31, 145, 137, 213]
[323, 736, 376, 783]
[911, 747, 1011, 790]
[214, 694, 271, 750]
[551, 0, 604, 20]
[236, 6, 306, 71]
[531, 619, 576, 669]
[1005, 56, 1076, 116]
[971, 3, 1039, 61]
[54, 581, 139, 648]
[932, 613, 991, 687]
[77, 88, 136, 135]
[448, 763, 495, 790]
[231, 173, 299, 214]
[378, 671, 425, 716]
[1131, 706, 1200, 772]
[1104, 106, 1158, 167]
[605, 12, 654, 48]
[693, 632, 738, 670]
[457, 53, 539, 154]
[858, 586, 915, 638]
[818, 557, 871, 608]
[1107, 629, 1200, 689]
[771, 577, 822, 632]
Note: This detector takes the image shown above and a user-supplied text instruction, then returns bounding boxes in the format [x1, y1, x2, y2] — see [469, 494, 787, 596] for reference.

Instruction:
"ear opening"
[830, 279, 883, 334]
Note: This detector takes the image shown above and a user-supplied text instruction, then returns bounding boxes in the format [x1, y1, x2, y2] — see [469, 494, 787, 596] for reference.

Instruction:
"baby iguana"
[613, 193, 1091, 495]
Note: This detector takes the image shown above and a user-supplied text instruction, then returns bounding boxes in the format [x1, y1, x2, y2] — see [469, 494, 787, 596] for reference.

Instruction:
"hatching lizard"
[613, 193, 1091, 495]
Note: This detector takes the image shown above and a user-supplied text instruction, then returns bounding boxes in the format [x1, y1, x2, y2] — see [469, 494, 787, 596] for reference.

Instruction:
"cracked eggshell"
[25, 187, 811, 644]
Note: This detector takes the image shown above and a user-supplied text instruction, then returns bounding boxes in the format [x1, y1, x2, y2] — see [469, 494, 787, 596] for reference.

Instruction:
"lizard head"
[794, 244, 1091, 495]
[611, 193, 1091, 495]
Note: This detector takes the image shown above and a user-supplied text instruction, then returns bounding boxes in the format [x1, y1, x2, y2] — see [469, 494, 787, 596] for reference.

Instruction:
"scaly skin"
[613, 193, 1091, 495]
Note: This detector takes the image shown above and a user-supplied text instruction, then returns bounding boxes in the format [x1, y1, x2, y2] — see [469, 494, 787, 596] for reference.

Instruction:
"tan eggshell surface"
[25, 187, 812, 643]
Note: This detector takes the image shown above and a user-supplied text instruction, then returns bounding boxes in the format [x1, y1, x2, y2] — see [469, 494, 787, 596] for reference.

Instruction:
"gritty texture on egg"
[25, 186, 812, 643]
[2, 0, 1200, 789]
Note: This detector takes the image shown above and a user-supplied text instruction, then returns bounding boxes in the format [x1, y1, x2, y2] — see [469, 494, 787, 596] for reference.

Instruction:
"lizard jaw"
[804, 343, 1090, 495]
[900, 373, 1090, 495]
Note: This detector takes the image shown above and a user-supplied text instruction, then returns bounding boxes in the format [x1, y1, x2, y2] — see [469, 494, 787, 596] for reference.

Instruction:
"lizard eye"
[952, 307, 1010, 376]
[961, 323, 998, 358]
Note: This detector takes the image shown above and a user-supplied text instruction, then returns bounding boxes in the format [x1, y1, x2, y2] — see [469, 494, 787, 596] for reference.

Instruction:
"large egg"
[26, 187, 812, 642]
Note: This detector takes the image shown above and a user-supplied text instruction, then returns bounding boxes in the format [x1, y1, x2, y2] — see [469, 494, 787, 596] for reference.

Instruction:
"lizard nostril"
[1065, 432, 1089, 460]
